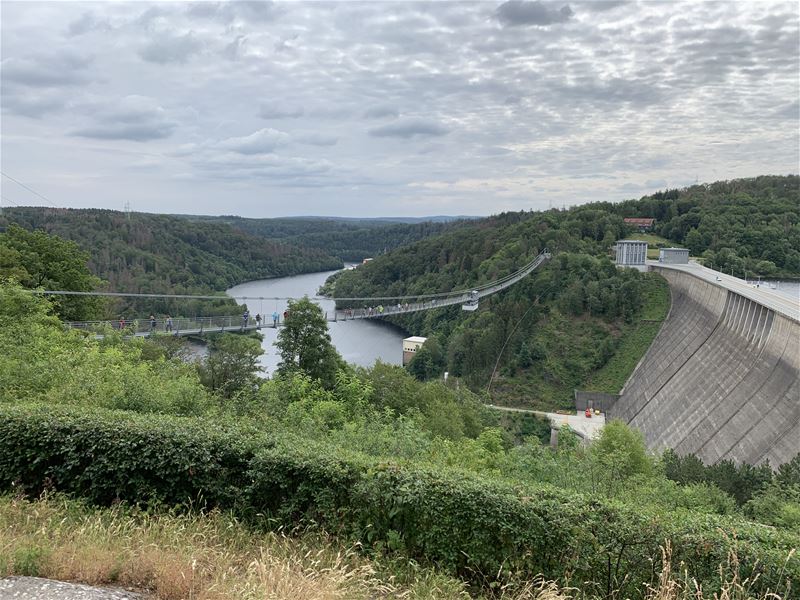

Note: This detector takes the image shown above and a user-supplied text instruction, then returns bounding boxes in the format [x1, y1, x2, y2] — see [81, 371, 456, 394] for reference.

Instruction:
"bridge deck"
[69, 253, 551, 337]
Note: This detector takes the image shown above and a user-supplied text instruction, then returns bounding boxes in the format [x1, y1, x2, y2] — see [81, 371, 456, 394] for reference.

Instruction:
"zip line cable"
[1, 172, 60, 208]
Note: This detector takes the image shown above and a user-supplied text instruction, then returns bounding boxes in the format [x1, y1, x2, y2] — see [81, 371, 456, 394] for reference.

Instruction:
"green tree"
[275, 297, 342, 388]
[407, 337, 446, 381]
[197, 333, 263, 399]
[684, 228, 704, 255]
[0, 225, 106, 320]
[589, 420, 653, 496]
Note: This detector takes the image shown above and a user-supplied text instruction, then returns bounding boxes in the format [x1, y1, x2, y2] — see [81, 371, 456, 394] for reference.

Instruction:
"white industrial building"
[402, 336, 427, 365]
[615, 240, 648, 268]
[659, 247, 689, 264]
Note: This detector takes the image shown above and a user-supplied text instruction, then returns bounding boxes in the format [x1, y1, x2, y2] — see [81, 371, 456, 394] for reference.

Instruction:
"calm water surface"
[226, 268, 405, 377]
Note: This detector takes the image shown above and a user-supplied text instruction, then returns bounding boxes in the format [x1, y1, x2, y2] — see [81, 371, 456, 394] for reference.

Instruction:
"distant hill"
[180, 215, 472, 261]
[0, 208, 343, 317]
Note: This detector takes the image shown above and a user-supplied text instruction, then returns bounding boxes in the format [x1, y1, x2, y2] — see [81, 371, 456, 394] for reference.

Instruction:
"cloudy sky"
[1, 1, 798, 217]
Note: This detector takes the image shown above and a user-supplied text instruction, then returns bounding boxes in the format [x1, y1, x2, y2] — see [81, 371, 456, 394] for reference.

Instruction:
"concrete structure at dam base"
[611, 261, 799, 468]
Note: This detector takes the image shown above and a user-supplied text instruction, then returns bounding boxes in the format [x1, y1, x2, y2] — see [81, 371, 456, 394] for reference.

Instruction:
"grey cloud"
[217, 128, 291, 154]
[70, 95, 177, 141]
[575, 1, 628, 12]
[1, 53, 93, 87]
[554, 77, 664, 107]
[72, 123, 175, 141]
[223, 35, 248, 60]
[773, 101, 799, 120]
[364, 105, 400, 119]
[190, 152, 334, 183]
[496, 1, 573, 27]
[274, 34, 299, 53]
[296, 133, 339, 147]
[140, 31, 203, 64]
[136, 6, 167, 29]
[369, 118, 449, 139]
[0, 87, 67, 118]
[67, 11, 110, 36]
[259, 102, 304, 119]
[186, 1, 280, 24]
[645, 179, 668, 189]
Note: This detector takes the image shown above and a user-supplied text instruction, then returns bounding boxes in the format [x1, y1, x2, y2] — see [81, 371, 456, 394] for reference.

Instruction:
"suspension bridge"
[54, 251, 551, 338]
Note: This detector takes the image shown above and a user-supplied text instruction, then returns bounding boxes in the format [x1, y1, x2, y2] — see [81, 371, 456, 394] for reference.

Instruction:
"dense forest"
[0, 208, 343, 318]
[185, 214, 466, 261]
[616, 174, 800, 276]
[329, 208, 668, 409]
[0, 209, 466, 317]
[328, 175, 799, 408]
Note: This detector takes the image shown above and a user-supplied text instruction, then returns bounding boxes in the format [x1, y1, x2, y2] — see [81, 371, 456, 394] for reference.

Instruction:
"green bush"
[0, 404, 257, 509]
[0, 403, 796, 597]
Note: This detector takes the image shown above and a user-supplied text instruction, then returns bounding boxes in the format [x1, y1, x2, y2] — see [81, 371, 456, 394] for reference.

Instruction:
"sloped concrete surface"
[613, 264, 799, 467]
[0, 577, 145, 599]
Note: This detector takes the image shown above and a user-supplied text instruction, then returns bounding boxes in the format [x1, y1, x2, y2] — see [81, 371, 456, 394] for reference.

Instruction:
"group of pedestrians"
[147, 314, 174, 333]
[242, 310, 284, 329]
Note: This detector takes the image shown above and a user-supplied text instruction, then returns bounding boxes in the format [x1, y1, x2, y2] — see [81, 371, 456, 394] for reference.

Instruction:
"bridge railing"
[66, 250, 552, 334]
[66, 315, 261, 336]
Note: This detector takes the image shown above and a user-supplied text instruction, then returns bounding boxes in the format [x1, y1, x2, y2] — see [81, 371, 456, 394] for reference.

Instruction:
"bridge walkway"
[67, 252, 551, 337]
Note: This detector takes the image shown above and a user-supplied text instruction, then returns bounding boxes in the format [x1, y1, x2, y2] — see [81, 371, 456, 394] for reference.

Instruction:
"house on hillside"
[624, 217, 655, 232]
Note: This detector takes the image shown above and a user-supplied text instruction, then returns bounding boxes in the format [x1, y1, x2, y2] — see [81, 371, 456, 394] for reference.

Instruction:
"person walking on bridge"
[165, 315, 173, 332]
[272, 311, 279, 327]
[255, 313, 262, 330]
[149, 314, 157, 333]
[242, 310, 249, 329]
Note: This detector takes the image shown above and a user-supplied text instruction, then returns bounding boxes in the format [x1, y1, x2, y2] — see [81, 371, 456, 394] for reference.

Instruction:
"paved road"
[486, 405, 606, 440]
[648, 261, 799, 323]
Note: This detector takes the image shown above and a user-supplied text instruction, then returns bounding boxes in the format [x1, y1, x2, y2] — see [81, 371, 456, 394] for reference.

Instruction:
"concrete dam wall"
[611, 267, 799, 468]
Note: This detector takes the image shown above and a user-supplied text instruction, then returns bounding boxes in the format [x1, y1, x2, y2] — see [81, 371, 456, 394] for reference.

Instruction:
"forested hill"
[328, 175, 798, 409]
[0, 208, 343, 315]
[615, 174, 799, 276]
[182, 215, 467, 262]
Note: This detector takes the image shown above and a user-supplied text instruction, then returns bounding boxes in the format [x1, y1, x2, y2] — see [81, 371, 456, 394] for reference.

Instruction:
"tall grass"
[0, 494, 466, 600]
[0, 496, 793, 600]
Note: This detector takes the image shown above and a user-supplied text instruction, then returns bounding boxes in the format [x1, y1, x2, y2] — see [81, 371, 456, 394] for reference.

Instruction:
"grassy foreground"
[0, 495, 469, 600]
[1, 496, 794, 600]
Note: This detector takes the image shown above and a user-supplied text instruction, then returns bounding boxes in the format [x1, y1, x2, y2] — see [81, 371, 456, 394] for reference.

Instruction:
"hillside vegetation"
[329, 209, 667, 409]
[617, 174, 800, 277]
[0, 208, 342, 317]
[328, 175, 798, 408]
[186, 215, 465, 262]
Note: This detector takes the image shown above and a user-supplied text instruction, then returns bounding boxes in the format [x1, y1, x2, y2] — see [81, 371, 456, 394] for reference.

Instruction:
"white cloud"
[216, 128, 291, 154]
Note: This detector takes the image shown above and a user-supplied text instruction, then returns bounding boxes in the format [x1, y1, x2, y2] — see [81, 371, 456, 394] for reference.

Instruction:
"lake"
[226, 268, 406, 377]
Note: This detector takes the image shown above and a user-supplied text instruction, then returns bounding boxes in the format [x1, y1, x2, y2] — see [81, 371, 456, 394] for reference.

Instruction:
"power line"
[1, 194, 20, 207]
[0, 172, 60, 208]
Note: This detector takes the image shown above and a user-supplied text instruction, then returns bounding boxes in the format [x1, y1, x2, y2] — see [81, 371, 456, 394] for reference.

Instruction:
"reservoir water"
[226, 268, 406, 377]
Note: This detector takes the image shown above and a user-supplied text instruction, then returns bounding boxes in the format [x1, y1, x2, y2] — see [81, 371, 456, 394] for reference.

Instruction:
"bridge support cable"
[55, 251, 551, 336]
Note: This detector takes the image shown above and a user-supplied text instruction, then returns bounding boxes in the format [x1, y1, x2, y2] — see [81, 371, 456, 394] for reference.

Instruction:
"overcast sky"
[1, 1, 798, 218]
